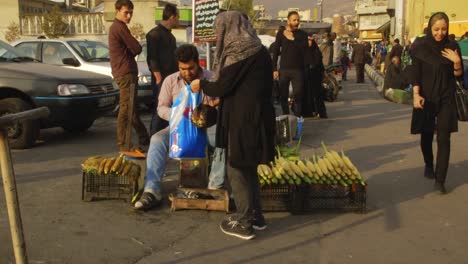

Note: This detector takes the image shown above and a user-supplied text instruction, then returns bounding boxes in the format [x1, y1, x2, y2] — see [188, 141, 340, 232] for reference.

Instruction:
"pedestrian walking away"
[134, 44, 226, 210]
[109, 0, 149, 152]
[146, 3, 179, 135]
[191, 11, 275, 240]
[272, 11, 308, 116]
[351, 39, 367, 83]
[410, 12, 464, 194]
[303, 35, 327, 118]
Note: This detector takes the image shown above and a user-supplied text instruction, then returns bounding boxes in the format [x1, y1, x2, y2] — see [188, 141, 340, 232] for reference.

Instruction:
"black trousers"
[279, 69, 304, 116]
[420, 103, 452, 183]
[355, 63, 365, 83]
[227, 163, 263, 228]
[149, 80, 168, 136]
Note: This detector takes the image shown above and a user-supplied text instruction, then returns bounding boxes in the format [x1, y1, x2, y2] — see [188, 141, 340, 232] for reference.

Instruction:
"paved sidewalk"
[1, 68, 467, 264]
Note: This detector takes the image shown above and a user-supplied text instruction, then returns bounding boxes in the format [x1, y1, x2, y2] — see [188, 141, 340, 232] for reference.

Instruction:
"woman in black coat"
[303, 37, 327, 118]
[191, 11, 275, 240]
[410, 12, 463, 193]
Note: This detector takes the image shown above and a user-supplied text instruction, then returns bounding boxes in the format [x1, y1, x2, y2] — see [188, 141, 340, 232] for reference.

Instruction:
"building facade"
[355, 0, 390, 41]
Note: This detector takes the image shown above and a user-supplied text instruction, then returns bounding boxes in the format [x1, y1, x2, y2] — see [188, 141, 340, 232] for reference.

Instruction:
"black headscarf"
[411, 12, 460, 106]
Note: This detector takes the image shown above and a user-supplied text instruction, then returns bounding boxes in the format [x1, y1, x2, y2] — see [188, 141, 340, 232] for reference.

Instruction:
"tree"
[221, 0, 254, 20]
[42, 6, 66, 38]
[129, 23, 145, 41]
[4, 22, 21, 42]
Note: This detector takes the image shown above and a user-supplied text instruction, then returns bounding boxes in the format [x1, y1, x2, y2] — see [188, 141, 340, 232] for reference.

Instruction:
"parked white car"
[12, 39, 153, 106]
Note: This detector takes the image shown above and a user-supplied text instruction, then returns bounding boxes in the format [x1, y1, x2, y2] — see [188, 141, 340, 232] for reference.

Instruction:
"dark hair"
[163, 4, 178, 20]
[115, 0, 133, 10]
[287, 11, 299, 19]
[175, 44, 199, 63]
[394, 38, 400, 44]
[428, 12, 449, 31]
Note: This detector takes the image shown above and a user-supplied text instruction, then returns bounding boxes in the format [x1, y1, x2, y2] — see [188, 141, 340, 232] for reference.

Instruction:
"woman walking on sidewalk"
[191, 11, 275, 240]
[411, 12, 464, 194]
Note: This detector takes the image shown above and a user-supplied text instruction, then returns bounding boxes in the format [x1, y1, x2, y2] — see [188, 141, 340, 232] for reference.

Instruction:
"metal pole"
[206, 42, 212, 71]
[0, 130, 28, 264]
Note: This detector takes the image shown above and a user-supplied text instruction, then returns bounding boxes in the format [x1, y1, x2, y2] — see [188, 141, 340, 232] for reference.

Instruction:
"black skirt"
[411, 100, 458, 134]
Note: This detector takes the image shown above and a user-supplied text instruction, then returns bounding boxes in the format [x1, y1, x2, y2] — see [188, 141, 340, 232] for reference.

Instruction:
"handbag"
[455, 80, 468, 122]
[191, 93, 218, 128]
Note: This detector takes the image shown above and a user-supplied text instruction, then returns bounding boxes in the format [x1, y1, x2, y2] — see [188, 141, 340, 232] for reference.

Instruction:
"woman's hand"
[441, 48, 461, 64]
[413, 93, 425, 109]
[190, 79, 200, 93]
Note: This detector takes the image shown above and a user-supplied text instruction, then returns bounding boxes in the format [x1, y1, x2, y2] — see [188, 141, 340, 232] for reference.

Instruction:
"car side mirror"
[62, 58, 80, 67]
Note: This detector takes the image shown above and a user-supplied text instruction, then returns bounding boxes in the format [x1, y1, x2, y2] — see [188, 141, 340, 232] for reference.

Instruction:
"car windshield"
[0, 40, 36, 62]
[68, 40, 110, 62]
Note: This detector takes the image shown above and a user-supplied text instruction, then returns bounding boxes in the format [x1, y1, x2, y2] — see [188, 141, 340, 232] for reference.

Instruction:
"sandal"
[134, 192, 162, 211]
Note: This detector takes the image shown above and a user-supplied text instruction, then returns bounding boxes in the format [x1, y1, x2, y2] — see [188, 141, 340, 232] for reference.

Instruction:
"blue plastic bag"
[169, 85, 207, 159]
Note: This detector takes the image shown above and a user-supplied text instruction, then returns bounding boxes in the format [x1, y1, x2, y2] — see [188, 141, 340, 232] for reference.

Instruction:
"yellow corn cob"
[305, 159, 317, 173]
[278, 157, 296, 178]
[122, 162, 133, 176]
[261, 164, 273, 179]
[341, 150, 359, 174]
[317, 158, 329, 175]
[289, 161, 304, 178]
[104, 158, 115, 174]
[323, 157, 337, 175]
[257, 165, 265, 178]
[271, 165, 282, 180]
[97, 158, 107, 175]
[331, 150, 345, 168]
[111, 155, 124, 172]
[312, 155, 324, 177]
[321, 142, 339, 168]
[297, 160, 312, 176]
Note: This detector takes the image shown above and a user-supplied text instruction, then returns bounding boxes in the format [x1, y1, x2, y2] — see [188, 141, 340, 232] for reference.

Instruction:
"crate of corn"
[81, 155, 141, 203]
[258, 142, 367, 213]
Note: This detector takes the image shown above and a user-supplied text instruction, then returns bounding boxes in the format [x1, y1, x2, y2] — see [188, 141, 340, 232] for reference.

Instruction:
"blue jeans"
[143, 126, 225, 194]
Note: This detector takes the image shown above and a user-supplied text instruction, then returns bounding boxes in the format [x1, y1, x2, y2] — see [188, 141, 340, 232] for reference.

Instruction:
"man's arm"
[146, 29, 163, 85]
[119, 24, 142, 56]
[156, 77, 174, 121]
[271, 30, 281, 72]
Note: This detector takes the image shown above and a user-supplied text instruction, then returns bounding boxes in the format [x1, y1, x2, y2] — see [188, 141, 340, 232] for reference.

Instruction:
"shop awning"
[376, 20, 390, 33]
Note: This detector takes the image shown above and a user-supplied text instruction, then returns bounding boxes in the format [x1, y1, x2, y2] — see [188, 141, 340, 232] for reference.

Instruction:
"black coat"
[200, 48, 276, 168]
[351, 43, 366, 64]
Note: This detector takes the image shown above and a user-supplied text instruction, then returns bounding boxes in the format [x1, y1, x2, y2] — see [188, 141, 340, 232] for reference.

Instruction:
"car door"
[14, 42, 41, 61]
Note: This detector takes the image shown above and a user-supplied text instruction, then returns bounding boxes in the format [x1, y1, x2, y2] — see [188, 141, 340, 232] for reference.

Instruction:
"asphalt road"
[1, 69, 468, 264]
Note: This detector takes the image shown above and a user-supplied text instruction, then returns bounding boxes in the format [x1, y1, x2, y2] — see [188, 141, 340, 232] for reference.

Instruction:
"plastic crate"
[260, 184, 294, 212]
[293, 184, 367, 213]
[81, 171, 139, 203]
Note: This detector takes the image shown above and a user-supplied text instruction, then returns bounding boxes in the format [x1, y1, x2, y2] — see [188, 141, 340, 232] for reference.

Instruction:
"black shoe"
[219, 219, 255, 240]
[424, 166, 435, 179]
[434, 182, 447, 194]
[252, 217, 267, 231]
[134, 192, 162, 211]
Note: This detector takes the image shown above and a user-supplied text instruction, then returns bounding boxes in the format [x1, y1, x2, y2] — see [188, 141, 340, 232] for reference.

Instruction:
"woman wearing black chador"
[410, 12, 463, 194]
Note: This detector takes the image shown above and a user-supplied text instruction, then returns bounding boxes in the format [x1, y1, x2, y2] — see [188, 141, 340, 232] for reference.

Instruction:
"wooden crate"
[169, 188, 229, 212]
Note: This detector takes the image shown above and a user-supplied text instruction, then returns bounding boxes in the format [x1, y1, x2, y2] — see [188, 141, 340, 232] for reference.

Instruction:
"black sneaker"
[252, 218, 267, 231]
[219, 219, 255, 240]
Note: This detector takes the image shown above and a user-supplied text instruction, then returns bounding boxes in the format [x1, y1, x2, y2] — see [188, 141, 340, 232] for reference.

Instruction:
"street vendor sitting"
[134, 44, 225, 210]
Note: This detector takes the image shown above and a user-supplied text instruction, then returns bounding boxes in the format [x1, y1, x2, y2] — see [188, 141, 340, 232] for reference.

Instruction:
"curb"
[365, 64, 412, 105]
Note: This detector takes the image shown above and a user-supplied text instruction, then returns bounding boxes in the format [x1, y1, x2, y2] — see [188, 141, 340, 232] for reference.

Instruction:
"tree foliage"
[221, 0, 254, 20]
[129, 23, 145, 41]
[4, 22, 21, 42]
[42, 6, 66, 38]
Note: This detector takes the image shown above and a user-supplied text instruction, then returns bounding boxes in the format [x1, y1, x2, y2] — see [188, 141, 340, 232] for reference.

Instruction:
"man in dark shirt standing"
[272, 11, 308, 116]
[109, 0, 149, 152]
[351, 39, 366, 83]
[388, 38, 403, 62]
[146, 4, 179, 135]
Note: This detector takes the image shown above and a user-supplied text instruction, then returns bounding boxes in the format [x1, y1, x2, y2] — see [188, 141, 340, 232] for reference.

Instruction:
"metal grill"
[87, 83, 115, 94]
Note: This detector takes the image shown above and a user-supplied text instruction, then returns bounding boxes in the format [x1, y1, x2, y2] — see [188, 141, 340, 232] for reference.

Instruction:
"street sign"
[192, 0, 219, 42]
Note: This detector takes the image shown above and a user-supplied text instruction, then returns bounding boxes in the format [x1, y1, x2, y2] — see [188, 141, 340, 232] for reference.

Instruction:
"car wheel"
[0, 98, 39, 149]
[62, 119, 95, 133]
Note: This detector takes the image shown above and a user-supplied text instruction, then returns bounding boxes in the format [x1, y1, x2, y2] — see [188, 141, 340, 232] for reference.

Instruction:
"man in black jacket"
[146, 3, 179, 135]
[272, 11, 308, 116]
[388, 38, 403, 61]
